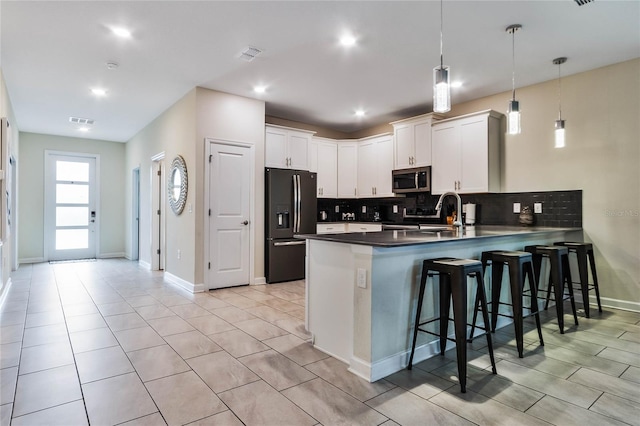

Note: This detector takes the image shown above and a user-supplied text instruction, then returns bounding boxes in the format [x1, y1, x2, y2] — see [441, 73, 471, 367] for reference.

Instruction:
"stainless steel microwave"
[392, 167, 431, 193]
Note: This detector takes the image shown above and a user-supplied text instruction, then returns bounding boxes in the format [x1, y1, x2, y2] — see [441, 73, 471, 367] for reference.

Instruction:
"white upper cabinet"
[431, 110, 502, 194]
[357, 134, 394, 198]
[310, 137, 338, 198]
[337, 141, 358, 198]
[391, 113, 441, 169]
[265, 125, 314, 170]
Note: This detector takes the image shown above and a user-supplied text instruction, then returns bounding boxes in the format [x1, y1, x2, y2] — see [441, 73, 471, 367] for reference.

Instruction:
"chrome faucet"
[435, 192, 463, 228]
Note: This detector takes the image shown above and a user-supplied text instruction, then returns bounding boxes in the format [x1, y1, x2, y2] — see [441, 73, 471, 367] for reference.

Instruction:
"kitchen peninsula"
[300, 225, 582, 382]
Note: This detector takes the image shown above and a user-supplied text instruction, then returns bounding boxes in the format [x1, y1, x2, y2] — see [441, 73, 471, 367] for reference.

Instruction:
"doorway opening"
[44, 151, 99, 261]
[131, 167, 140, 261]
[150, 153, 165, 271]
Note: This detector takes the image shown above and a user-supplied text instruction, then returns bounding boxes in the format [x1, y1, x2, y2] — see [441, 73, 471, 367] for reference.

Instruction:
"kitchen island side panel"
[305, 227, 582, 382]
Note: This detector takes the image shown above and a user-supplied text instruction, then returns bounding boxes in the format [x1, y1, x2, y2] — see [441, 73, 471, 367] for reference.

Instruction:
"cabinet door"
[317, 142, 337, 198]
[413, 121, 432, 167]
[431, 123, 460, 194]
[374, 136, 394, 197]
[337, 143, 358, 198]
[459, 118, 489, 193]
[265, 127, 288, 168]
[357, 140, 376, 197]
[308, 139, 318, 173]
[288, 131, 309, 170]
[394, 125, 413, 169]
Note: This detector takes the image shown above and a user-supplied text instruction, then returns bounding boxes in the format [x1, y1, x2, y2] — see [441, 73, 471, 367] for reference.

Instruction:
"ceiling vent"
[238, 46, 262, 62]
[69, 116, 95, 125]
[574, 0, 594, 5]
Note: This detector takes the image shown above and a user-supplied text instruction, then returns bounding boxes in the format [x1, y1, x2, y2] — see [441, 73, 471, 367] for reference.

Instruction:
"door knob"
[242, 220, 249, 225]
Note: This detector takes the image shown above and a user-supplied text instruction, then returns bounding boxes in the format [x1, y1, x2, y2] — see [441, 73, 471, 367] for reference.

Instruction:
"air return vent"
[69, 117, 95, 125]
[238, 46, 262, 62]
[574, 0, 594, 6]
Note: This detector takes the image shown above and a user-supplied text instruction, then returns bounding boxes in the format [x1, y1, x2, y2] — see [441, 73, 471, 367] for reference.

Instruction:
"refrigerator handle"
[292, 174, 298, 233]
[296, 174, 302, 233]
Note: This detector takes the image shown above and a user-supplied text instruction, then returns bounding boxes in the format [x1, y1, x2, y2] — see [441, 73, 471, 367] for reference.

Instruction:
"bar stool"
[407, 257, 497, 393]
[469, 250, 544, 358]
[524, 245, 579, 334]
[554, 242, 602, 318]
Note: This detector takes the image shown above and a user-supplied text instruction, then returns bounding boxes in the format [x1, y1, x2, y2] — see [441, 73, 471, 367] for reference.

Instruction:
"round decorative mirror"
[168, 155, 188, 215]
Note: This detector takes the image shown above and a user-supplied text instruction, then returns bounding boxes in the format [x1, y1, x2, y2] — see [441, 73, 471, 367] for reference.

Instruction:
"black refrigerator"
[265, 168, 317, 283]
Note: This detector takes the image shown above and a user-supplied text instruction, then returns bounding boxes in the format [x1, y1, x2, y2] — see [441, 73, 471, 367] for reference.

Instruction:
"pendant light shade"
[433, 65, 451, 113]
[553, 57, 567, 148]
[506, 24, 522, 135]
[433, 0, 451, 113]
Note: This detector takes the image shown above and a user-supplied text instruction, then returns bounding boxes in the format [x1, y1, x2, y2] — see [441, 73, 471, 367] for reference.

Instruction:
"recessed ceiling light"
[91, 88, 107, 96]
[78, 127, 90, 132]
[340, 34, 357, 47]
[253, 85, 267, 94]
[451, 81, 463, 88]
[111, 26, 131, 38]
[355, 109, 365, 117]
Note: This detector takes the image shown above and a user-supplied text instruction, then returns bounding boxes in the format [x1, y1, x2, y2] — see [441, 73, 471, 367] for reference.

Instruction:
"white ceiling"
[1, 1, 639, 142]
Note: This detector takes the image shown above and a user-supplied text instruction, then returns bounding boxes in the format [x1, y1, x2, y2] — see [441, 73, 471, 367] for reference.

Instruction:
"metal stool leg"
[588, 249, 603, 313]
[407, 262, 429, 370]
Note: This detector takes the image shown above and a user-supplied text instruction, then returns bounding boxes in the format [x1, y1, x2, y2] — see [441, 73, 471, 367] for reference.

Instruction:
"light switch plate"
[534, 202, 543, 214]
[335, 205, 340, 213]
[393, 205, 398, 214]
[356, 268, 367, 288]
[513, 203, 521, 214]
[361, 206, 367, 213]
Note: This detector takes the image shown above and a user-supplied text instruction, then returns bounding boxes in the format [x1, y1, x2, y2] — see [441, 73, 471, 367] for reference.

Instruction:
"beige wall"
[18, 132, 126, 262]
[446, 59, 640, 308]
[125, 88, 265, 288]
[125, 89, 197, 282]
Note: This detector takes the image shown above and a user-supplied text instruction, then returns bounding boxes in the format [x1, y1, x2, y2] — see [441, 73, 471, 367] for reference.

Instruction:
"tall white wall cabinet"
[431, 110, 502, 194]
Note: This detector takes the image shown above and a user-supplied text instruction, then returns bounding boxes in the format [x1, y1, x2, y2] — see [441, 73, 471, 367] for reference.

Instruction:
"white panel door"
[209, 143, 251, 289]
[45, 153, 98, 261]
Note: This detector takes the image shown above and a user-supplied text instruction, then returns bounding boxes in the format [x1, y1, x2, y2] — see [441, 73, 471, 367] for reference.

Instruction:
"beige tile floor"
[1, 259, 639, 425]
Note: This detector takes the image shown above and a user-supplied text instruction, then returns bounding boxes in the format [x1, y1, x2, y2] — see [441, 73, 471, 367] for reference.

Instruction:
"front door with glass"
[45, 152, 98, 261]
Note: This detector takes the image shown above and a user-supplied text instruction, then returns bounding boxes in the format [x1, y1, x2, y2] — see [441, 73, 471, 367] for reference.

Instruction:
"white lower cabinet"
[316, 222, 382, 234]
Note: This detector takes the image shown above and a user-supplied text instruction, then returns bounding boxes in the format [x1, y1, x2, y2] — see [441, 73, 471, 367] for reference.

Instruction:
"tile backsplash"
[317, 190, 582, 228]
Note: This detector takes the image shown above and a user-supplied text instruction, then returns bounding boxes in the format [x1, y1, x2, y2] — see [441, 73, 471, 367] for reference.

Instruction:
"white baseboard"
[252, 276, 266, 285]
[19, 257, 45, 264]
[164, 271, 203, 293]
[138, 260, 151, 270]
[597, 295, 640, 313]
[98, 252, 125, 259]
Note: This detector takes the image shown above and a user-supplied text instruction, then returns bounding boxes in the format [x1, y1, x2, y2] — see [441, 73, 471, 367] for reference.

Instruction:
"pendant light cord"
[511, 28, 516, 101]
[557, 62, 562, 120]
[439, 0, 444, 68]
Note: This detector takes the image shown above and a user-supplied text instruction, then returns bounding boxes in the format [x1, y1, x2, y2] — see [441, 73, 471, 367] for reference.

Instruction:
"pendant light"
[506, 24, 522, 135]
[553, 57, 567, 148]
[433, 0, 450, 113]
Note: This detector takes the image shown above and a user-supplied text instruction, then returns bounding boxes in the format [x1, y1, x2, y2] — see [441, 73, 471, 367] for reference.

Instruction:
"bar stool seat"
[554, 242, 602, 318]
[469, 250, 544, 358]
[407, 257, 497, 393]
[524, 245, 579, 334]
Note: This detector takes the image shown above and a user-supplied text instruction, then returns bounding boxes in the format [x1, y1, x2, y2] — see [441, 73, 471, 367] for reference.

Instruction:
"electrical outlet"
[177, 249, 181, 259]
[513, 203, 521, 214]
[361, 206, 367, 213]
[356, 268, 367, 288]
[335, 205, 340, 213]
[393, 205, 398, 214]
[534, 202, 543, 214]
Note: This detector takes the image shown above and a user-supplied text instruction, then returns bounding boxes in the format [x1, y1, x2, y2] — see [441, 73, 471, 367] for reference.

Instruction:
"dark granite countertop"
[297, 225, 581, 248]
